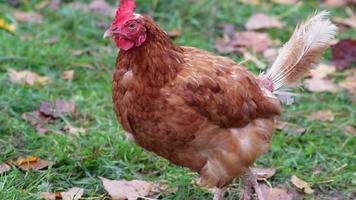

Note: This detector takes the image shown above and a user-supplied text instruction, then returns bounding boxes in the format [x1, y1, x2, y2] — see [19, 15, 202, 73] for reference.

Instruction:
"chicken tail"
[260, 11, 338, 92]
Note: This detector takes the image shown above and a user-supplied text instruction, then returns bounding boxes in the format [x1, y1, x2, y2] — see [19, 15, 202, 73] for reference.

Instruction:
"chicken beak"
[103, 28, 113, 38]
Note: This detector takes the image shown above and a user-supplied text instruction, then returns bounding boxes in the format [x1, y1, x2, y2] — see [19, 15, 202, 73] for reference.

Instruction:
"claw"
[240, 168, 265, 200]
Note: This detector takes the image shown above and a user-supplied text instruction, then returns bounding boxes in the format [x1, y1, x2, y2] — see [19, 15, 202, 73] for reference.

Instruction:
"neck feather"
[117, 16, 184, 87]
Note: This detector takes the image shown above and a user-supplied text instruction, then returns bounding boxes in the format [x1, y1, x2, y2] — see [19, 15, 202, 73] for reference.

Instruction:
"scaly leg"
[240, 168, 265, 200]
[213, 187, 227, 200]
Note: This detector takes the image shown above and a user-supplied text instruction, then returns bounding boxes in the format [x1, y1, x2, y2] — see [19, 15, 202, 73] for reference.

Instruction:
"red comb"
[112, 0, 136, 26]
[119, 0, 136, 13]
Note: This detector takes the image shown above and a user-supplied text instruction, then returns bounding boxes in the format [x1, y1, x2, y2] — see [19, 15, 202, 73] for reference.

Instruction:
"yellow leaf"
[16, 156, 53, 171]
[0, 18, 16, 33]
[291, 175, 314, 194]
[16, 156, 38, 165]
[8, 68, 50, 86]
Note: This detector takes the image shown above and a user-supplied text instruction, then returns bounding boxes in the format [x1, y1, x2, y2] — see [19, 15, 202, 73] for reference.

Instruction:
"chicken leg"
[240, 168, 265, 200]
[213, 187, 227, 200]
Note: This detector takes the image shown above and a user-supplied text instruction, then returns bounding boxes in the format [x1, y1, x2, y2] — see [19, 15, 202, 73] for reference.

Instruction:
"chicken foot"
[213, 187, 227, 200]
[240, 168, 265, 200]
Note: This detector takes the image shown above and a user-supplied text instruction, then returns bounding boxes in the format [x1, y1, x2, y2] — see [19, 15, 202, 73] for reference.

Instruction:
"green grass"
[0, 0, 355, 199]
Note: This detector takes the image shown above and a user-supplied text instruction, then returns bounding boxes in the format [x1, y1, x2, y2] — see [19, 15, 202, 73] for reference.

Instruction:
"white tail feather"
[264, 11, 338, 91]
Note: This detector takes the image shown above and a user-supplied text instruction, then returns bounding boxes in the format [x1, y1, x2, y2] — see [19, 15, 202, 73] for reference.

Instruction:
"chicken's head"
[104, 0, 147, 50]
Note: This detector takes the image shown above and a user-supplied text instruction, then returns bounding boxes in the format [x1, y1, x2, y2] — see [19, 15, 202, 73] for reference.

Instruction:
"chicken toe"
[213, 187, 227, 200]
[240, 168, 265, 200]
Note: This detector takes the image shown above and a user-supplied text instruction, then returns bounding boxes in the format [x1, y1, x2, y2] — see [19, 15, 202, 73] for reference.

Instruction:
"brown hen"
[104, 1, 337, 199]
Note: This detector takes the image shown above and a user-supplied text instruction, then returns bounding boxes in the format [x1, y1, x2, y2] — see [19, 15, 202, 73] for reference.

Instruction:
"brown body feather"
[113, 16, 281, 187]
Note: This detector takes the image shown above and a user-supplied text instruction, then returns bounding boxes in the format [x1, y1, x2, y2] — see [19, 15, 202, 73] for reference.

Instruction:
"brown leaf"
[324, 0, 348, 6]
[90, 0, 115, 17]
[263, 48, 279, 63]
[310, 64, 336, 79]
[39, 192, 61, 200]
[0, 163, 11, 174]
[22, 111, 53, 134]
[16, 156, 53, 171]
[12, 11, 43, 24]
[63, 124, 86, 135]
[214, 31, 277, 54]
[40, 100, 76, 118]
[309, 110, 335, 122]
[62, 70, 75, 81]
[251, 168, 276, 180]
[101, 177, 154, 200]
[245, 13, 284, 30]
[333, 16, 356, 29]
[339, 69, 356, 91]
[303, 78, 339, 93]
[60, 187, 84, 200]
[344, 125, 356, 136]
[260, 184, 295, 200]
[331, 39, 356, 71]
[8, 69, 50, 86]
[276, 121, 307, 135]
[291, 175, 314, 194]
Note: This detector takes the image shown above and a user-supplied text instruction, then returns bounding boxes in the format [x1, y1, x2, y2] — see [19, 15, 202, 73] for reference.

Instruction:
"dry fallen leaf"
[310, 63, 336, 79]
[276, 121, 307, 135]
[39, 192, 61, 200]
[0, 18, 16, 33]
[309, 110, 335, 122]
[8, 69, 50, 86]
[339, 70, 356, 91]
[16, 156, 53, 171]
[22, 111, 53, 134]
[303, 78, 339, 93]
[331, 39, 356, 71]
[251, 168, 276, 180]
[12, 11, 43, 24]
[324, 0, 348, 6]
[62, 70, 75, 81]
[40, 100, 76, 118]
[63, 124, 86, 135]
[61, 187, 84, 200]
[344, 125, 356, 136]
[260, 184, 295, 200]
[245, 13, 284, 30]
[214, 31, 277, 54]
[0, 163, 11, 174]
[333, 16, 356, 29]
[263, 48, 279, 63]
[101, 177, 154, 200]
[291, 175, 314, 194]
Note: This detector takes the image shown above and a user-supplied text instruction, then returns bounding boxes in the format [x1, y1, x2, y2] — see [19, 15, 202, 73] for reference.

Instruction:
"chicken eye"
[128, 23, 137, 30]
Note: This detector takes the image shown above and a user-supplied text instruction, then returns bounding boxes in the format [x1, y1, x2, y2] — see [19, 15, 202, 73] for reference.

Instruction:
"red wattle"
[115, 37, 134, 51]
